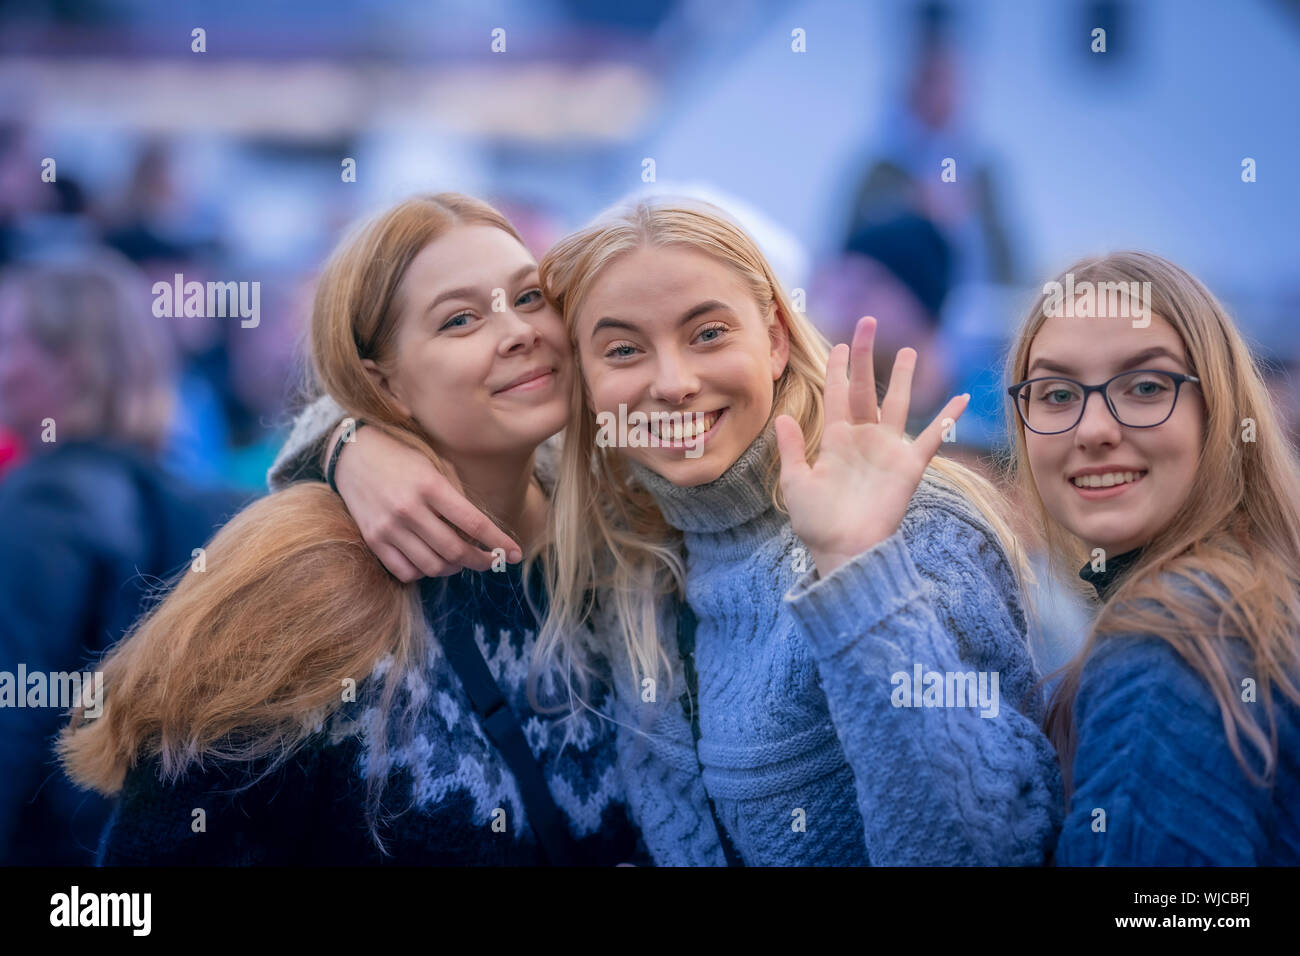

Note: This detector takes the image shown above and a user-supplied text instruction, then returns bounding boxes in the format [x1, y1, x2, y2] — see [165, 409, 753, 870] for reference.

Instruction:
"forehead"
[401, 225, 532, 295]
[1027, 309, 1187, 375]
[579, 246, 755, 325]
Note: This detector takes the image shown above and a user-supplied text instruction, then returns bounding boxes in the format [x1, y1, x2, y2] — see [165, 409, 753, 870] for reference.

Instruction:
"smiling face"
[368, 224, 573, 462]
[1021, 306, 1205, 556]
[575, 245, 790, 487]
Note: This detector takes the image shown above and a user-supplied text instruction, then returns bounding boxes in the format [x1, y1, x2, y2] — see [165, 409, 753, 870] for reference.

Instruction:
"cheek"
[1024, 435, 1066, 499]
[1156, 424, 1202, 502]
[399, 341, 478, 415]
[712, 345, 772, 397]
[581, 362, 635, 413]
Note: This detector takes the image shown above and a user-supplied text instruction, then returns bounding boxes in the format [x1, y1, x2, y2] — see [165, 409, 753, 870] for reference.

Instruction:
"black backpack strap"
[440, 629, 580, 866]
[675, 601, 746, 867]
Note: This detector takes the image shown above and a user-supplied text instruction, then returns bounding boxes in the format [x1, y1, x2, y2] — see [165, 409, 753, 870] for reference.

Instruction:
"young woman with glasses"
[1005, 251, 1300, 864]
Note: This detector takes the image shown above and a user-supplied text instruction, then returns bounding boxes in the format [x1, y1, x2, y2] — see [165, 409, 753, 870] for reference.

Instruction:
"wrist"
[808, 548, 854, 579]
[326, 418, 365, 494]
[808, 527, 900, 579]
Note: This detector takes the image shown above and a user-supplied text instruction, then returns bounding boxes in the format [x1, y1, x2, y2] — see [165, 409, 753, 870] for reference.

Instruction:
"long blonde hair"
[534, 196, 1029, 699]
[60, 193, 534, 848]
[1005, 251, 1300, 791]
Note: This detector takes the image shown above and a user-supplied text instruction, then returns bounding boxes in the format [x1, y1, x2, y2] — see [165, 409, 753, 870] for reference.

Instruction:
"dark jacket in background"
[0, 440, 246, 864]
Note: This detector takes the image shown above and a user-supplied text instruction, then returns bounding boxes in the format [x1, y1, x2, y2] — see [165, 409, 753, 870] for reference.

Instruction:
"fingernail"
[509, 549, 523, 563]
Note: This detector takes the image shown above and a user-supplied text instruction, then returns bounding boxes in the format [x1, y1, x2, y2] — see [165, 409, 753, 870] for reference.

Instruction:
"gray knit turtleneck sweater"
[610, 426, 1064, 865]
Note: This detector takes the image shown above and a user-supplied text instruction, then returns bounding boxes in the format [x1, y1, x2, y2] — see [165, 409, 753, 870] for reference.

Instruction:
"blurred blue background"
[1, 0, 1296, 487]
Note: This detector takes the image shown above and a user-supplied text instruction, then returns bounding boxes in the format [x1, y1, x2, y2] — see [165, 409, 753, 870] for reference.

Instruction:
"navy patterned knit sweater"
[97, 558, 644, 865]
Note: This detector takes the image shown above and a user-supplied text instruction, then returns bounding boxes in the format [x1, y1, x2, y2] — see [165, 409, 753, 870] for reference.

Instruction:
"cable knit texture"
[1055, 568, 1300, 865]
[610, 426, 1064, 866]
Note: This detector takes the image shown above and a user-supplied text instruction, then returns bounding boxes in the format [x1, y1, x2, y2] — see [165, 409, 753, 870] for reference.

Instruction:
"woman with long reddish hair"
[60, 194, 641, 864]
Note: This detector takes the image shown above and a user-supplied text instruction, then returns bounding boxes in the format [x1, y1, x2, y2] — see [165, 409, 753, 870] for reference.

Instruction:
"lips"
[1069, 469, 1147, 489]
[494, 368, 555, 394]
[647, 409, 723, 442]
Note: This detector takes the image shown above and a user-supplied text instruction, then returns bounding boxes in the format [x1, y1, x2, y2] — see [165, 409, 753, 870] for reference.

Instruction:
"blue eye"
[696, 323, 727, 344]
[515, 288, 543, 308]
[440, 311, 474, 331]
[604, 343, 637, 360]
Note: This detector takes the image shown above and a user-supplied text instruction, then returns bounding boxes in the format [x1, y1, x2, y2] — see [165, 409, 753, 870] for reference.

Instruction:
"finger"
[372, 543, 425, 583]
[407, 509, 498, 572]
[390, 526, 463, 578]
[823, 343, 851, 426]
[914, 393, 970, 461]
[879, 347, 917, 432]
[847, 316, 879, 424]
[773, 415, 811, 485]
[425, 473, 522, 561]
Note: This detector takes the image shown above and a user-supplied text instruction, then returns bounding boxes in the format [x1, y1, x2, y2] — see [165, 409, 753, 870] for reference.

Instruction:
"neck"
[448, 449, 546, 551]
[625, 426, 780, 535]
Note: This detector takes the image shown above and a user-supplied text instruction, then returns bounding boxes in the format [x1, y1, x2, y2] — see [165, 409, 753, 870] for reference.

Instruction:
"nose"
[1074, 390, 1122, 450]
[648, 348, 701, 406]
[497, 308, 541, 356]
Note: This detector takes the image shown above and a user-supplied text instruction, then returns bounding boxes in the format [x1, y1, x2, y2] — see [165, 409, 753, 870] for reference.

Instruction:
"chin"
[633, 452, 724, 488]
[1073, 522, 1142, 554]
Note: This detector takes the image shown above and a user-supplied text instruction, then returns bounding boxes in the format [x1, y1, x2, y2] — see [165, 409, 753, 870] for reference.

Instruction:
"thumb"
[773, 415, 810, 485]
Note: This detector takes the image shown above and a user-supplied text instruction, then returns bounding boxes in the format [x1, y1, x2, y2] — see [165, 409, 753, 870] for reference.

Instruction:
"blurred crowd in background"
[1, 0, 1297, 862]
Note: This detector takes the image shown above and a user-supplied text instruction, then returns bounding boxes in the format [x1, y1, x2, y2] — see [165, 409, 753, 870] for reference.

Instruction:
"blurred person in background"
[839, 1, 1019, 287]
[105, 139, 234, 487]
[812, 211, 955, 432]
[0, 250, 244, 864]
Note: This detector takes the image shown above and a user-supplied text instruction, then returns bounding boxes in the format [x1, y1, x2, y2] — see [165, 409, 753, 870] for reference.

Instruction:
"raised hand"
[774, 315, 969, 578]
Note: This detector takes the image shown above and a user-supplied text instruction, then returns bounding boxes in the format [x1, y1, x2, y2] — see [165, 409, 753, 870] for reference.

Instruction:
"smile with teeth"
[1070, 470, 1147, 489]
[647, 410, 721, 443]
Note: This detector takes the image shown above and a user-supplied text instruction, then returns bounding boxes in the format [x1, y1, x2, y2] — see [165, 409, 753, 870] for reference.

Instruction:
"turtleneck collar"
[625, 425, 780, 535]
[1079, 546, 1144, 601]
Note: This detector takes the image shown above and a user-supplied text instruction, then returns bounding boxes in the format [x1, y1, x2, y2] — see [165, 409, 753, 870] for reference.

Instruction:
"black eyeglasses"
[1007, 368, 1200, 435]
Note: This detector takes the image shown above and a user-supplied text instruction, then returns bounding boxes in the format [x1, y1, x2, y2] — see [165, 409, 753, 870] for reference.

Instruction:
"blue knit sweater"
[1054, 562, 1300, 865]
[611, 427, 1064, 865]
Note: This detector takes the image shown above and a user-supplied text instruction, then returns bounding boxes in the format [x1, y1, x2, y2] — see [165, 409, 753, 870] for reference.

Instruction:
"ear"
[361, 358, 412, 419]
[768, 305, 791, 381]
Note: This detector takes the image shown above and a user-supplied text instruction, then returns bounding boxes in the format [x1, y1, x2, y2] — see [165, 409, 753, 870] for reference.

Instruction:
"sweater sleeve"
[97, 747, 329, 866]
[783, 488, 1064, 865]
[266, 394, 347, 491]
[1055, 636, 1272, 865]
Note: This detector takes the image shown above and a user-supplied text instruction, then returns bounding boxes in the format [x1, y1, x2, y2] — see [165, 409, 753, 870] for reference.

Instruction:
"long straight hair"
[60, 193, 534, 849]
[533, 196, 1031, 700]
[1005, 251, 1300, 792]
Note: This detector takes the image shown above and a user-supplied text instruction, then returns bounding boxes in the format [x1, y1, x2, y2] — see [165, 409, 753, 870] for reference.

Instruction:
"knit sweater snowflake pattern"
[96, 395, 639, 865]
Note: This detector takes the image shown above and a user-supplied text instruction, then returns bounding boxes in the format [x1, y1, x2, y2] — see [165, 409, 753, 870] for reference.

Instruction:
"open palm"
[774, 315, 969, 578]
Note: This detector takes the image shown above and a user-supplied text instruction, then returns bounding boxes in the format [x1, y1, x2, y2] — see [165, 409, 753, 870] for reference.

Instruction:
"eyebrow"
[590, 300, 731, 338]
[1027, 346, 1186, 378]
[426, 264, 538, 315]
